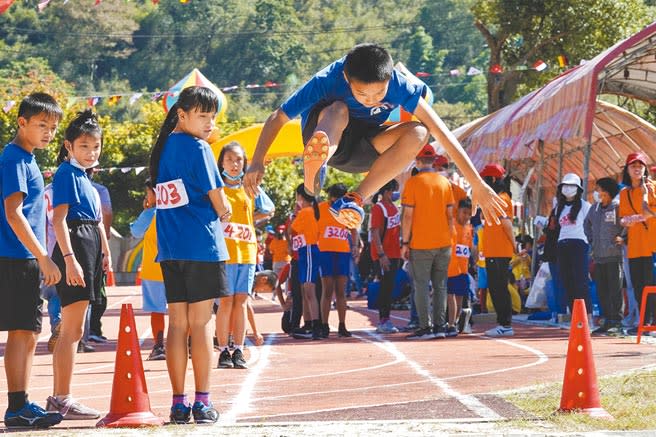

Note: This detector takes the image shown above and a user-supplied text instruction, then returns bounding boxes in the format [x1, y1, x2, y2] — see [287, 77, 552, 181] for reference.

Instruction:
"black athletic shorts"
[161, 260, 228, 304]
[53, 220, 103, 307]
[0, 258, 43, 332]
[302, 101, 389, 173]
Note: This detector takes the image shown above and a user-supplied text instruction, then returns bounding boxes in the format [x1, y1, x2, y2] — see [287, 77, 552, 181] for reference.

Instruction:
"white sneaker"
[46, 396, 100, 420]
[485, 326, 514, 337]
[462, 323, 473, 334]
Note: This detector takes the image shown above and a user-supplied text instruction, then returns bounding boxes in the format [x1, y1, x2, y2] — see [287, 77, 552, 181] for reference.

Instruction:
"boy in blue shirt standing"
[0, 93, 64, 428]
[245, 43, 505, 228]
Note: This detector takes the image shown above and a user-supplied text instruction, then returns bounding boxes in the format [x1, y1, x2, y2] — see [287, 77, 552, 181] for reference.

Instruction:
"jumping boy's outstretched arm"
[414, 98, 506, 224]
[244, 109, 291, 197]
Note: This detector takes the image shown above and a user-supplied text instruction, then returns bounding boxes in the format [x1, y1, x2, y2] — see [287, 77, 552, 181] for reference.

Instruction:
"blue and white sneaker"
[484, 325, 514, 337]
[169, 402, 191, 424]
[329, 192, 364, 229]
[192, 401, 219, 424]
[5, 402, 63, 429]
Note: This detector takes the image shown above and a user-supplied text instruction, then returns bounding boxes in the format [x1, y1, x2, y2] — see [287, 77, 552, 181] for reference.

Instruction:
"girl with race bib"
[446, 198, 473, 337]
[48, 110, 110, 420]
[149, 86, 231, 425]
[216, 142, 274, 370]
[290, 183, 322, 340]
[317, 184, 359, 338]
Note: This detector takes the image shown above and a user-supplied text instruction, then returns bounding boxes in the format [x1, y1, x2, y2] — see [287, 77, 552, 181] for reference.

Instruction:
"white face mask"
[561, 185, 578, 199]
[592, 191, 601, 203]
[69, 157, 99, 171]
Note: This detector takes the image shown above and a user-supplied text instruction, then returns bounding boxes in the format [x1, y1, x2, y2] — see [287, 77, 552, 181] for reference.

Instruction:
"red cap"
[479, 163, 505, 179]
[626, 152, 648, 166]
[416, 144, 438, 160]
[433, 154, 449, 168]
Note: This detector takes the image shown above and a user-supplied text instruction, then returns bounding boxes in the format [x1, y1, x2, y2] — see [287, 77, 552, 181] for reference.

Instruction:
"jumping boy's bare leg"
[188, 300, 214, 393]
[359, 121, 428, 199]
[166, 303, 189, 394]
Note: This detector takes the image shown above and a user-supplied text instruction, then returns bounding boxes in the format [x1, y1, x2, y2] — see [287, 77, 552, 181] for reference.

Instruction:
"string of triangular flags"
[1, 0, 189, 15]
[41, 166, 148, 178]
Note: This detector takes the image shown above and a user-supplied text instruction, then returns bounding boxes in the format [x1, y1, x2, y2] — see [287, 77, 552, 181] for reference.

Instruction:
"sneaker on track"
[45, 396, 100, 420]
[4, 402, 63, 429]
[218, 349, 234, 369]
[231, 348, 248, 369]
[169, 402, 191, 424]
[432, 325, 447, 339]
[485, 325, 514, 337]
[292, 327, 313, 339]
[192, 401, 219, 424]
[147, 343, 166, 361]
[406, 327, 433, 340]
[87, 334, 108, 343]
[446, 325, 458, 337]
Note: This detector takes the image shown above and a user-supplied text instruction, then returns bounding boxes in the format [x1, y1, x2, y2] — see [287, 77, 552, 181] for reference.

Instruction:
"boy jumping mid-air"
[244, 43, 505, 228]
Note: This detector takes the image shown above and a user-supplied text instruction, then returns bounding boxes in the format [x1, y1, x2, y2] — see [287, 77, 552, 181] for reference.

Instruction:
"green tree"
[471, 0, 652, 112]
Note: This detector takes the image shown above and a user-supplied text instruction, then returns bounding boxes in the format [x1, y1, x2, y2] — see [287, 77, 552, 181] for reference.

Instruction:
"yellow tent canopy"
[211, 119, 304, 160]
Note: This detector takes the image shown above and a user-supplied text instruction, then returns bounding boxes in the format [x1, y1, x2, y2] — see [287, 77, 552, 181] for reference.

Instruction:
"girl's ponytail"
[149, 104, 179, 184]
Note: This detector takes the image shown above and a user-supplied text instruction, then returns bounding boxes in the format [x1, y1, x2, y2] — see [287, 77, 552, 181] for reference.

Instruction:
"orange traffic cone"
[558, 299, 613, 419]
[135, 267, 142, 286]
[106, 268, 116, 287]
[97, 304, 164, 427]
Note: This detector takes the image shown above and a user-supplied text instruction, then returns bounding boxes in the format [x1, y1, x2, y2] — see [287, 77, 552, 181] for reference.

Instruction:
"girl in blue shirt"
[149, 86, 231, 425]
[48, 110, 110, 420]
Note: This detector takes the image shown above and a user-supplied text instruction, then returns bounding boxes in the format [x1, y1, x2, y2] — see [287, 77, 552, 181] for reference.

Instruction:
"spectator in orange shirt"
[317, 184, 359, 338]
[446, 198, 473, 337]
[401, 144, 454, 340]
[619, 152, 656, 332]
[480, 163, 515, 337]
[269, 225, 292, 302]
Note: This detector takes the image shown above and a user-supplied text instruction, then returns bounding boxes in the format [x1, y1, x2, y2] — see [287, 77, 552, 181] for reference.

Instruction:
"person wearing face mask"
[618, 152, 656, 334]
[584, 178, 624, 334]
[555, 173, 592, 318]
[370, 179, 401, 333]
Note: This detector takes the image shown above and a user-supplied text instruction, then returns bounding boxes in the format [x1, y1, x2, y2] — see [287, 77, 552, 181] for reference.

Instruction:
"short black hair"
[458, 197, 472, 210]
[18, 92, 62, 121]
[344, 43, 393, 83]
[327, 183, 347, 199]
[596, 176, 619, 199]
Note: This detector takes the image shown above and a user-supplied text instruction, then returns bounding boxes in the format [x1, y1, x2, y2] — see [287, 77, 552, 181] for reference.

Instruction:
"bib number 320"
[156, 179, 189, 210]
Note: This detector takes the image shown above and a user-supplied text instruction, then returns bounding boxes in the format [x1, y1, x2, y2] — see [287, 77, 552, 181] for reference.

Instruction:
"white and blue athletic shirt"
[154, 132, 229, 263]
[280, 57, 427, 129]
[52, 161, 101, 222]
[0, 143, 45, 259]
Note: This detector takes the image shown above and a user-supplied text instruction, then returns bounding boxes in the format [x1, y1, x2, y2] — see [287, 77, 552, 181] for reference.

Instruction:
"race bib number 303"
[223, 222, 256, 242]
[156, 179, 189, 210]
[292, 234, 307, 250]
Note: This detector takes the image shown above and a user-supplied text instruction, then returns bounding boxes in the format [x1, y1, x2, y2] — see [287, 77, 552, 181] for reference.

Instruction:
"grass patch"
[504, 367, 656, 432]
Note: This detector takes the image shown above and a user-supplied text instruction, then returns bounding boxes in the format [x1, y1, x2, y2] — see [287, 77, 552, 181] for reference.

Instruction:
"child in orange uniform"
[446, 198, 473, 337]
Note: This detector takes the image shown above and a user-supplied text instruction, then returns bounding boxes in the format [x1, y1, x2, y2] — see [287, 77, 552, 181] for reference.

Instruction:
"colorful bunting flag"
[0, 0, 14, 14]
[2, 100, 16, 113]
[37, 0, 51, 12]
[87, 96, 100, 107]
[466, 66, 482, 76]
[449, 69, 460, 77]
[129, 93, 143, 105]
[415, 72, 430, 77]
[557, 55, 568, 68]
[95, 0, 101, 5]
[532, 60, 547, 71]
[107, 95, 122, 105]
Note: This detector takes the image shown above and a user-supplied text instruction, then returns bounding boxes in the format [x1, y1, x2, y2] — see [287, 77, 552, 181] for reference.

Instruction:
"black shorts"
[161, 260, 228, 304]
[303, 101, 389, 173]
[53, 221, 103, 307]
[0, 258, 43, 332]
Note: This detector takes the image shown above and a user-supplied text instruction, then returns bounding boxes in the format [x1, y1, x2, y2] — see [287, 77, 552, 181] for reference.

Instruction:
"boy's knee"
[409, 122, 429, 144]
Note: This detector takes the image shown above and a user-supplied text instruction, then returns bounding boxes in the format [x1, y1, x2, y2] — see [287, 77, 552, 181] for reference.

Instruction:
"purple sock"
[172, 393, 188, 407]
[195, 391, 210, 407]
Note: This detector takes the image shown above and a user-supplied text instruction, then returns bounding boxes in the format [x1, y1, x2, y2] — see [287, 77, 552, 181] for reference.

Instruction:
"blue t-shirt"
[0, 143, 46, 259]
[155, 132, 229, 262]
[280, 57, 427, 129]
[52, 161, 101, 221]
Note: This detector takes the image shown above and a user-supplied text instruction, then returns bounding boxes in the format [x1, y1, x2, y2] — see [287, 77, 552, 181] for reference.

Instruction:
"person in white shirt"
[555, 173, 592, 316]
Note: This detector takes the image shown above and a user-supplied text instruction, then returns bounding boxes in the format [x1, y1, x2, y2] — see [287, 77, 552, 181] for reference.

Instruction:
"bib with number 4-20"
[223, 222, 256, 242]
[156, 179, 189, 210]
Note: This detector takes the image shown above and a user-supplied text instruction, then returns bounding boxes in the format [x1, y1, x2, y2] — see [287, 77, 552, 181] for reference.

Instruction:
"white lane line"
[218, 333, 275, 425]
[361, 331, 502, 420]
